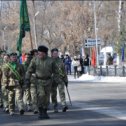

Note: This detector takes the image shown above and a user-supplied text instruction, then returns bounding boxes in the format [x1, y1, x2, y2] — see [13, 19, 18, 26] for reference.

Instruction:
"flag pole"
[29, 31, 33, 50]
[26, 0, 33, 50]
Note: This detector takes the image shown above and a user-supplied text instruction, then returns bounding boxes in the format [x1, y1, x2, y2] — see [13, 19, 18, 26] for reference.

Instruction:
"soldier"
[23, 50, 38, 114]
[23, 53, 32, 111]
[2, 52, 25, 115]
[0, 51, 6, 108]
[1, 54, 10, 113]
[25, 45, 56, 119]
[0, 63, 3, 108]
[51, 48, 68, 113]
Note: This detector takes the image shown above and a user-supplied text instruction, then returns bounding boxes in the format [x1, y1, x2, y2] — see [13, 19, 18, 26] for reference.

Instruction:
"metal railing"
[88, 65, 126, 77]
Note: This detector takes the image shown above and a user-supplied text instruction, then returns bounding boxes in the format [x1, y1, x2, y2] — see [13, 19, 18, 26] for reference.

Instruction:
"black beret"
[38, 45, 48, 53]
[10, 52, 17, 56]
[30, 49, 38, 56]
[51, 48, 58, 53]
[32, 49, 38, 53]
[1, 51, 6, 54]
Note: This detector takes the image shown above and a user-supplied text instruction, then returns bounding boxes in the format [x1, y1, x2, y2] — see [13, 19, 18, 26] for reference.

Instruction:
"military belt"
[37, 77, 51, 80]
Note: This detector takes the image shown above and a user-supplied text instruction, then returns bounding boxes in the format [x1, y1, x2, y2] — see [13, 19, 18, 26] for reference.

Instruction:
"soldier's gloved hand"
[5, 85, 9, 89]
[24, 79, 30, 88]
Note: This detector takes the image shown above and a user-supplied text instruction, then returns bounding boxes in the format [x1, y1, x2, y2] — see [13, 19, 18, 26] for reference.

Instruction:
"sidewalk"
[68, 73, 126, 83]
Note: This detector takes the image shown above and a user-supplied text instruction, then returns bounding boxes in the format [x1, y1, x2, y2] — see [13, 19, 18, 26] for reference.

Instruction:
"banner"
[17, 0, 30, 55]
[91, 47, 96, 67]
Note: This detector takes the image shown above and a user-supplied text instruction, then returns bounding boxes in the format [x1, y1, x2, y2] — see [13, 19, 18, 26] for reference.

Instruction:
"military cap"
[38, 45, 48, 53]
[30, 49, 38, 56]
[9, 52, 17, 56]
[51, 48, 58, 53]
[1, 50, 6, 54]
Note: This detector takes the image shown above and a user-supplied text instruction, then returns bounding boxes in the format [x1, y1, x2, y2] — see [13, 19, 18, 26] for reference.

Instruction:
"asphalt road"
[0, 82, 126, 126]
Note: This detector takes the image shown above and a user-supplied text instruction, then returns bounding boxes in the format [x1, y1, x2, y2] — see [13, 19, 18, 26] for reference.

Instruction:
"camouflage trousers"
[23, 88, 31, 105]
[0, 89, 3, 106]
[37, 79, 52, 109]
[23, 83, 38, 111]
[51, 79, 67, 106]
[8, 86, 24, 112]
[1, 86, 8, 109]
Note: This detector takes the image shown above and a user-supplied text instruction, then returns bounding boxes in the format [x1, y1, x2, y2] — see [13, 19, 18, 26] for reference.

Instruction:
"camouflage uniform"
[0, 56, 4, 107]
[2, 60, 25, 115]
[51, 57, 68, 112]
[1, 56, 10, 112]
[23, 59, 31, 110]
[30, 75, 38, 112]
[23, 56, 38, 113]
[0, 65, 3, 108]
[25, 55, 55, 119]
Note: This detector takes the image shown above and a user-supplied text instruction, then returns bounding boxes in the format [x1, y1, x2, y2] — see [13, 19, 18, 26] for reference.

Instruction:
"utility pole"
[93, 0, 99, 67]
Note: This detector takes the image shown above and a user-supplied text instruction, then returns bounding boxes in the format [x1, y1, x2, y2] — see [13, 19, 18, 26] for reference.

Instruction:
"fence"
[88, 65, 126, 77]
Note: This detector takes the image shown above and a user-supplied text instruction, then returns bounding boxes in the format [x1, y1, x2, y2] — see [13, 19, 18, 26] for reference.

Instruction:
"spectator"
[107, 53, 113, 65]
[60, 55, 65, 63]
[64, 55, 72, 75]
[72, 56, 80, 79]
[84, 54, 90, 74]
[78, 55, 84, 75]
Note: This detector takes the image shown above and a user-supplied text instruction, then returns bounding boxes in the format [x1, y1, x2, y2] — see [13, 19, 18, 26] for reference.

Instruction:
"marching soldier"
[1, 54, 10, 113]
[0, 64, 2, 108]
[23, 53, 32, 111]
[23, 50, 38, 114]
[0, 51, 6, 108]
[25, 45, 56, 119]
[2, 52, 25, 115]
[51, 48, 68, 113]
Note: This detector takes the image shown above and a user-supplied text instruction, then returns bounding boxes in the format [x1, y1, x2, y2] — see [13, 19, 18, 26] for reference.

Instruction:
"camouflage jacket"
[0, 66, 2, 87]
[53, 57, 68, 83]
[0, 58, 3, 66]
[0, 61, 8, 87]
[25, 56, 56, 80]
[2, 62, 25, 86]
[23, 59, 36, 84]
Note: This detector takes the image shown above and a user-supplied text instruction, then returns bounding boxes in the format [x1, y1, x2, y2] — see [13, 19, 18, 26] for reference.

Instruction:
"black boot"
[0, 104, 3, 108]
[38, 107, 43, 119]
[62, 106, 68, 112]
[54, 104, 58, 113]
[20, 109, 24, 115]
[43, 109, 50, 119]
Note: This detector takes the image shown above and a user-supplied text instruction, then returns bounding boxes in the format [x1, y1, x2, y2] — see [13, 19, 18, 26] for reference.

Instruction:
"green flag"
[17, 0, 30, 55]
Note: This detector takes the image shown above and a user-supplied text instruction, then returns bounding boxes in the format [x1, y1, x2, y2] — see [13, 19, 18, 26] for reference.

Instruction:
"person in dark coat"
[84, 54, 90, 73]
[64, 55, 72, 75]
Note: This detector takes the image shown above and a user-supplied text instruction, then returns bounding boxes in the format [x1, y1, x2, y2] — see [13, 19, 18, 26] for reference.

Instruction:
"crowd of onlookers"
[60, 54, 90, 79]
[61, 52, 119, 79]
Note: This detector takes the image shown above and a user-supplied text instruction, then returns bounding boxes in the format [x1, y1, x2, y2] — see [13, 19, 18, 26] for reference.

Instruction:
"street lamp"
[35, 11, 39, 17]
[33, 11, 39, 49]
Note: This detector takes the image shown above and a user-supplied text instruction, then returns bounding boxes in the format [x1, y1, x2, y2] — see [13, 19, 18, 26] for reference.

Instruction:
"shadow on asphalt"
[85, 99, 126, 109]
[0, 99, 126, 126]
